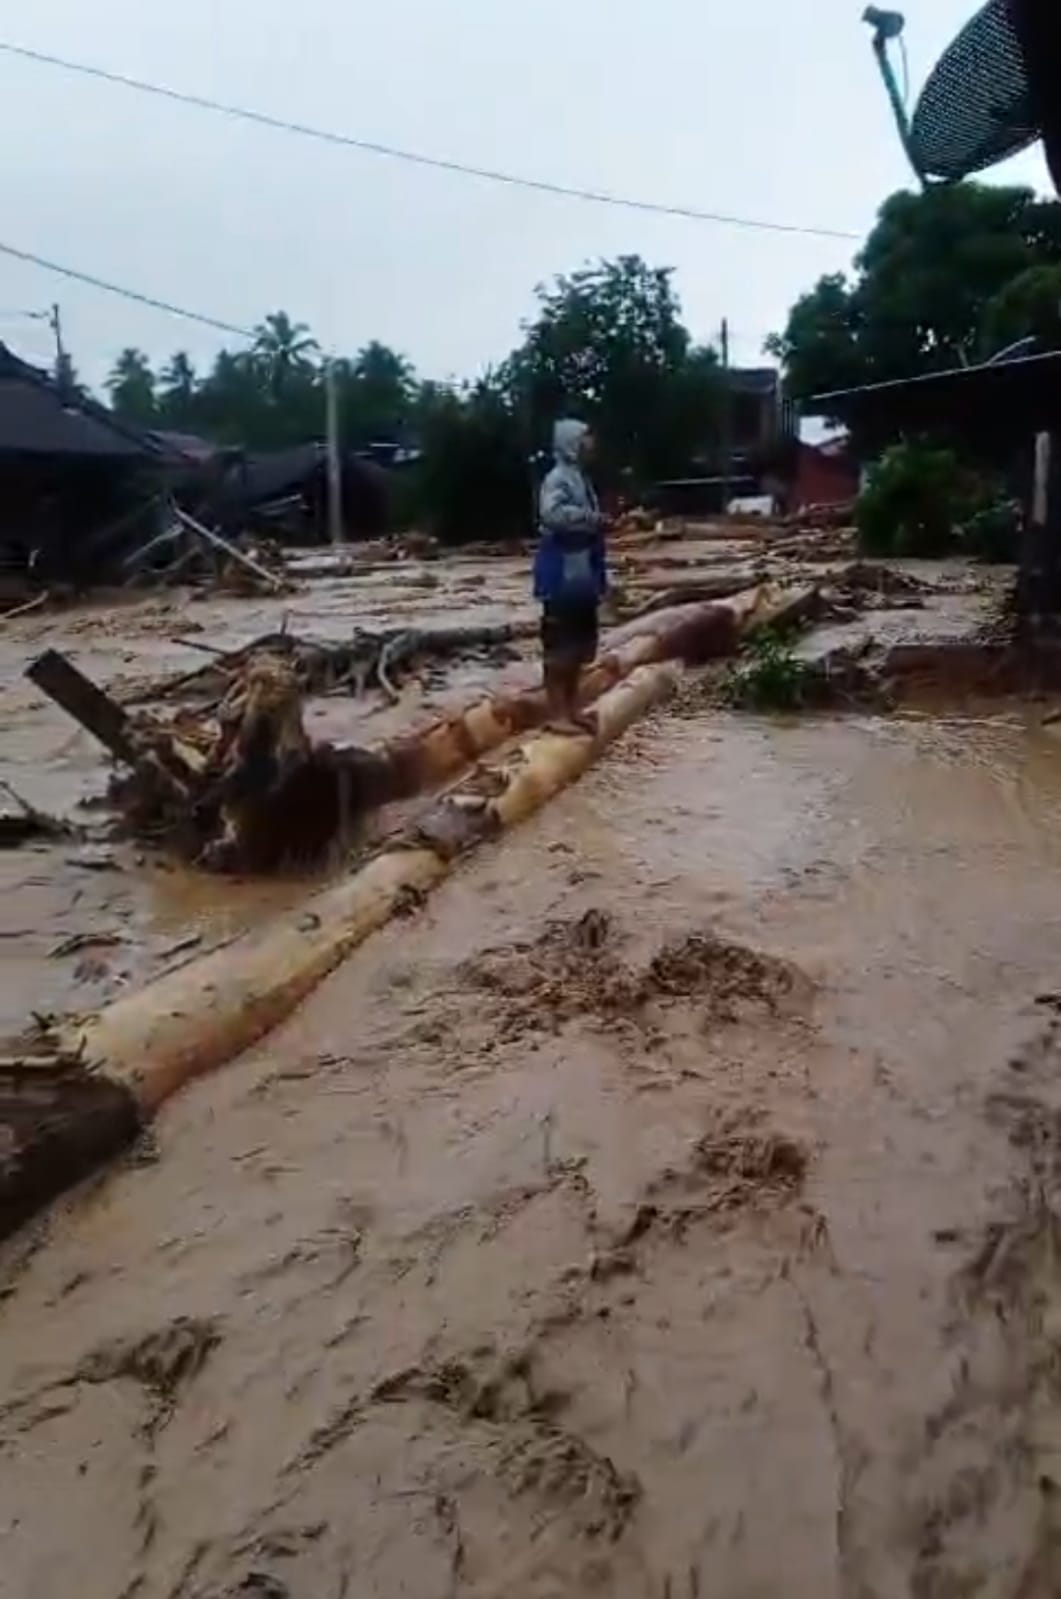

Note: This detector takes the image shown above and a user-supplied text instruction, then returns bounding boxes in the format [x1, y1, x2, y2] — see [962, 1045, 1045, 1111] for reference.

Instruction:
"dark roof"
[807, 348, 1061, 438]
[148, 428, 222, 465]
[909, 0, 1036, 181]
[221, 443, 388, 510]
[728, 367, 779, 395]
[229, 443, 325, 505]
[0, 344, 159, 461]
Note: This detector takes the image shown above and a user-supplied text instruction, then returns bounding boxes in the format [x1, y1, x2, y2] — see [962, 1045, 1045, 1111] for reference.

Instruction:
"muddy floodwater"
[6, 656, 1061, 1594]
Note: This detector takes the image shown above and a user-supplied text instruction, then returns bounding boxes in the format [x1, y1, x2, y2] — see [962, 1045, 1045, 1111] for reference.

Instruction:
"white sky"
[0, 0, 1052, 390]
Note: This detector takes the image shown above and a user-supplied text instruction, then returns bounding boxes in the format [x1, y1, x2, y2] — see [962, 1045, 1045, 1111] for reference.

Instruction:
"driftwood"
[174, 506, 288, 594]
[25, 648, 392, 872]
[26, 587, 816, 875]
[57, 662, 677, 1113]
[0, 779, 74, 848]
[0, 1049, 140, 1239]
[132, 620, 536, 707]
[615, 569, 763, 622]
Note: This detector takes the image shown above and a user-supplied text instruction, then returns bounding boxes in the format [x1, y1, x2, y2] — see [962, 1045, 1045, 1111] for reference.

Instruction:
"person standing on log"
[535, 418, 608, 735]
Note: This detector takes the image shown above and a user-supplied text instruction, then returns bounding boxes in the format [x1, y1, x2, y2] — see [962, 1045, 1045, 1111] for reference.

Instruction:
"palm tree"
[160, 350, 197, 415]
[252, 311, 319, 396]
[106, 347, 157, 423]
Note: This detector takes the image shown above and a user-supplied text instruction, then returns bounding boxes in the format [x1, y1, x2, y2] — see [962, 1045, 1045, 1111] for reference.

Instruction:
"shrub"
[856, 441, 974, 558]
[959, 498, 1021, 564]
[722, 632, 812, 711]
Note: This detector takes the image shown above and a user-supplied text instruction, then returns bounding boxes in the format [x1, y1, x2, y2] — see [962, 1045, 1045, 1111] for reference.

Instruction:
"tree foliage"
[503, 255, 721, 483]
[855, 439, 1011, 560]
[106, 347, 158, 425]
[97, 253, 726, 542]
[770, 185, 1061, 404]
[980, 263, 1061, 355]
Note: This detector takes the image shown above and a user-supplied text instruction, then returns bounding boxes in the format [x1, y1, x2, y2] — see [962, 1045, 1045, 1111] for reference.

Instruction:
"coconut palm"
[252, 311, 320, 396]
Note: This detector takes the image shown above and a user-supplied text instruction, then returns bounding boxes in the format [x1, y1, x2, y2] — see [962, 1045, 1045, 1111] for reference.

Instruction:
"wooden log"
[26, 649, 140, 765]
[372, 588, 773, 800]
[57, 662, 676, 1113]
[0, 1055, 141, 1240]
[616, 570, 761, 618]
[174, 506, 288, 594]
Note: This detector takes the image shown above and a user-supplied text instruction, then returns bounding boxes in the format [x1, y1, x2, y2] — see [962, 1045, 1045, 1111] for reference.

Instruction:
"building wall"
[791, 443, 859, 511]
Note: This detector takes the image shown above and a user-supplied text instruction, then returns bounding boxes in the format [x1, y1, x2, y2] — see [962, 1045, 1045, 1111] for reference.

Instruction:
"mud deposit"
[3, 691, 1061, 1596]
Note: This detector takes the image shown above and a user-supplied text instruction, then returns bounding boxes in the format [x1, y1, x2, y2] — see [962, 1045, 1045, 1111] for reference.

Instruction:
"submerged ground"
[2, 531, 1061, 1597]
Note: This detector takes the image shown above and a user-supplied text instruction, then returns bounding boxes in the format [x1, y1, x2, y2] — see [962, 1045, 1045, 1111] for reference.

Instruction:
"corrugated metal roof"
[0, 344, 157, 460]
[807, 348, 1061, 436]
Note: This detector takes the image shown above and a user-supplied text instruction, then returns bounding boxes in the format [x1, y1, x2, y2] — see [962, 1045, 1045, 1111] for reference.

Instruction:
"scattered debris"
[0, 1046, 141, 1240]
[25, 646, 394, 872]
[132, 620, 535, 707]
[67, 846, 119, 873]
[0, 778, 74, 849]
[49, 931, 124, 959]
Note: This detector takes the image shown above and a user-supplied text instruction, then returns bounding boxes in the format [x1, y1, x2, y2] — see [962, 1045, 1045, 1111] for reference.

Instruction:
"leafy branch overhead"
[768, 183, 1061, 407]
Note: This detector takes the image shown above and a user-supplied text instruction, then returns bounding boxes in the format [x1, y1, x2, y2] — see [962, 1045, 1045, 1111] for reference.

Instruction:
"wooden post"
[26, 649, 139, 764]
[1017, 430, 1061, 631]
[720, 318, 732, 517]
[325, 359, 343, 552]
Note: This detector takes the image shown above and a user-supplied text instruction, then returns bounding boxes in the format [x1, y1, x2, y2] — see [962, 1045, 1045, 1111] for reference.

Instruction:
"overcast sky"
[0, 0, 1052, 390]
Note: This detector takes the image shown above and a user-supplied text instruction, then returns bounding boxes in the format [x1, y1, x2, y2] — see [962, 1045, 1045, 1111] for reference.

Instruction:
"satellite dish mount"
[862, 8, 927, 184]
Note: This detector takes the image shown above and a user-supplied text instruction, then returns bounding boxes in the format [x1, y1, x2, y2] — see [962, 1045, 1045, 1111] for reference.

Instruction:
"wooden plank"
[26, 649, 139, 764]
[174, 506, 286, 594]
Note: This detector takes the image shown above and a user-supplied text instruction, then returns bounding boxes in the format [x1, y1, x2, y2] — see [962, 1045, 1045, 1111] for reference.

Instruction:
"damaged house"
[212, 442, 391, 544]
[0, 343, 168, 591]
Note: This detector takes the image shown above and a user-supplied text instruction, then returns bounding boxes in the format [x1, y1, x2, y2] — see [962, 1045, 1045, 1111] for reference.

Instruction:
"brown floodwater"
[4, 695, 1061, 1598]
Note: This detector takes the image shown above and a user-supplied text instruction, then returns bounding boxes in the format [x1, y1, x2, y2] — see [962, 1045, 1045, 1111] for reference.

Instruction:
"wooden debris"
[24, 586, 818, 877]
[0, 777, 73, 848]
[50, 931, 125, 959]
[131, 620, 536, 707]
[26, 651, 141, 766]
[173, 506, 288, 595]
[0, 1048, 141, 1240]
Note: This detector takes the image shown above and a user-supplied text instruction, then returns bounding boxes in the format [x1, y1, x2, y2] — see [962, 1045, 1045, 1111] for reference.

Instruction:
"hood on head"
[553, 418, 589, 464]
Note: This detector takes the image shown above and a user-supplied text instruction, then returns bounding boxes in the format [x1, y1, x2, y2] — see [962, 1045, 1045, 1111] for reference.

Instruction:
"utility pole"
[324, 358, 343, 553]
[48, 303, 65, 384]
[720, 317, 732, 517]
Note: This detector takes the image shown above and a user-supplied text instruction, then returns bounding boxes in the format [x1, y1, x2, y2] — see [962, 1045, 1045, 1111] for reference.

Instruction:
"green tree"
[158, 351, 198, 420]
[764, 273, 862, 404]
[331, 342, 417, 447]
[252, 311, 319, 397]
[502, 255, 720, 487]
[980, 263, 1061, 355]
[771, 185, 1061, 404]
[410, 377, 530, 544]
[106, 347, 157, 423]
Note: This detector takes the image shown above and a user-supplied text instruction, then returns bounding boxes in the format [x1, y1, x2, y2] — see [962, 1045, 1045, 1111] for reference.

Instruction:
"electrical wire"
[0, 39, 860, 242]
[0, 239, 254, 337]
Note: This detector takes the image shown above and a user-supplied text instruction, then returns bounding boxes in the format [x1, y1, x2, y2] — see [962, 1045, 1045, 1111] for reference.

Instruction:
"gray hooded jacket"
[538, 419, 603, 540]
[534, 419, 607, 603]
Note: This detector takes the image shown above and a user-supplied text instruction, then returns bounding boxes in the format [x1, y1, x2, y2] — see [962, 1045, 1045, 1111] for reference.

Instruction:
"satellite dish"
[908, 0, 1038, 181]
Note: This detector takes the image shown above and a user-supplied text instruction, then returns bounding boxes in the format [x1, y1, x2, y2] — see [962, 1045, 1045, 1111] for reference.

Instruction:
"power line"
[0, 39, 860, 242]
[0, 239, 253, 337]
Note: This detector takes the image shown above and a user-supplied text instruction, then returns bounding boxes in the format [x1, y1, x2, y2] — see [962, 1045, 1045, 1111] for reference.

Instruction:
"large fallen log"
[56, 662, 676, 1113]
[0, 585, 822, 1235]
[0, 1051, 141, 1239]
[372, 586, 783, 801]
[51, 587, 818, 1107]
[25, 586, 815, 875]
